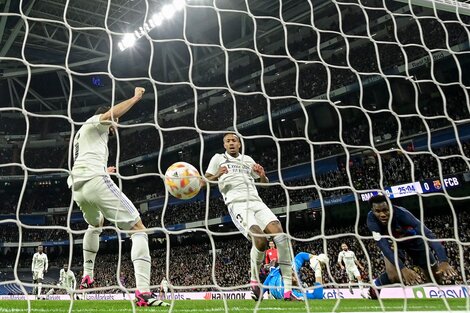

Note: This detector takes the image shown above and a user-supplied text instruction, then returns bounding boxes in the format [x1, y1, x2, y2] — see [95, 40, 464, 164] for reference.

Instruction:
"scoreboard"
[361, 175, 463, 202]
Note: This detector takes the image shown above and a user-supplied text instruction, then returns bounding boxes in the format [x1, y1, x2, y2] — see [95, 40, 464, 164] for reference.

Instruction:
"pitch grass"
[0, 299, 468, 313]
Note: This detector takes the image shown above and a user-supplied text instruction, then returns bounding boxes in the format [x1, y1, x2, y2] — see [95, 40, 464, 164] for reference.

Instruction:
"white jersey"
[59, 269, 76, 289]
[161, 279, 168, 290]
[337, 250, 358, 270]
[68, 114, 111, 188]
[32, 252, 48, 272]
[206, 152, 261, 204]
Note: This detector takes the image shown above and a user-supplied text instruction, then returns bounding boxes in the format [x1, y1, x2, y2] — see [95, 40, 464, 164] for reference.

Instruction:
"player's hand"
[340, 265, 345, 270]
[134, 87, 145, 100]
[107, 166, 116, 173]
[252, 163, 265, 177]
[216, 166, 228, 178]
[400, 267, 422, 285]
[436, 262, 457, 278]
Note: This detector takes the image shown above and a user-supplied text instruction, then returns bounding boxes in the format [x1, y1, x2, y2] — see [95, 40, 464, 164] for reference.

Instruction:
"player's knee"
[130, 219, 146, 231]
[253, 237, 267, 251]
[87, 224, 103, 234]
[264, 220, 283, 235]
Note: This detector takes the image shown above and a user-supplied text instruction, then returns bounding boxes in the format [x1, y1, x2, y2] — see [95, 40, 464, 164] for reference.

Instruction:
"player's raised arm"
[100, 87, 145, 121]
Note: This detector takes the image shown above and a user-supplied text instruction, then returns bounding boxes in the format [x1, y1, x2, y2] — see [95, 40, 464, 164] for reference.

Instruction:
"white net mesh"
[1, 0, 470, 312]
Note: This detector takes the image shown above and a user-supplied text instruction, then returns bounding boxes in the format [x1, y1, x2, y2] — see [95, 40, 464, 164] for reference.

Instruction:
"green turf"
[0, 299, 468, 313]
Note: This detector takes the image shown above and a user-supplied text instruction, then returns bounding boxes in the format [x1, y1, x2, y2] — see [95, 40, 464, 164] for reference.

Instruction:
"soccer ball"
[164, 162, 201, 199]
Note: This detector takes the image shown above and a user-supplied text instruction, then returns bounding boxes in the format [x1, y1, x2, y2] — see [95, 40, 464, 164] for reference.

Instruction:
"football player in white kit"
[337, 243, 366, 297]
[160, 277, 169, 300]
[45, 264, 77, 299]
[205, 133, 296, 301]
[31, 245, 48, 299]
[68, 87, 168, 307]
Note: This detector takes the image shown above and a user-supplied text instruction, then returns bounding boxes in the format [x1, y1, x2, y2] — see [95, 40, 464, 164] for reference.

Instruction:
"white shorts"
[346, 267, 361, 280]
[33, 270, 44, 280]
[162, 287, 168, 294]
[72, 175, 140, 230]
[228, 200, 278, 238]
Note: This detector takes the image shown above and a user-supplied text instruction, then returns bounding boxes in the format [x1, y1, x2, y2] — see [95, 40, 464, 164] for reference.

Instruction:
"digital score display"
[360, 175, 463, 202]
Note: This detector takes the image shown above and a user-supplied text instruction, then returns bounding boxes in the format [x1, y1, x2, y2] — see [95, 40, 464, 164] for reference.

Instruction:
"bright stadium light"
[162, 4, 176, 19]
[119, 33, 136, 50]
[118, 1, 183, 51]
[172, 0, 186, 11]
[152, 13, 163, 26]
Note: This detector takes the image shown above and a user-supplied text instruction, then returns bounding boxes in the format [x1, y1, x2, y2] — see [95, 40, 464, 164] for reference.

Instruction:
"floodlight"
[162, 4, 176, 19]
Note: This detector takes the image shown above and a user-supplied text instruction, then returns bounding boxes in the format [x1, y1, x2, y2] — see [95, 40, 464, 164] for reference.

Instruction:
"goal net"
[0, 0, 470, 311]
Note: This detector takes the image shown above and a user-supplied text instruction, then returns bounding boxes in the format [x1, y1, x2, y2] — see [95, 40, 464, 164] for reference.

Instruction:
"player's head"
[341, 243, 348, 251]
[268, 241, 275, 249]
[37, 245, 43, 253]
[63, 264, 68, 271]
[223, 133, 241, 157]
[369, 193, 390, 225]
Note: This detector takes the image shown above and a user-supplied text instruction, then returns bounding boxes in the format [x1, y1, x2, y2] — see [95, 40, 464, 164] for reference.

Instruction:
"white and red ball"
[164, 162, 201, 200]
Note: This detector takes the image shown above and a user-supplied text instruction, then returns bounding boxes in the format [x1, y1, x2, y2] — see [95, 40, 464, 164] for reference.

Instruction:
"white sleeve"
[44, 255, 48, 271]
[353, 252, 358, 261]
[309, 257, 322, 278]
[72, 272, 77, 290]
[206, 154, 221, 176]
[248, 156, 260, 179]
[88, 114, 111, 133]
[337, 252, 343, 264]
[31, 254, 36, 272]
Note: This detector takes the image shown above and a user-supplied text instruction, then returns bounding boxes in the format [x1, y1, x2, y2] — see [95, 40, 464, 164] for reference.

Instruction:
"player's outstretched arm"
[100, 87, 145, 121]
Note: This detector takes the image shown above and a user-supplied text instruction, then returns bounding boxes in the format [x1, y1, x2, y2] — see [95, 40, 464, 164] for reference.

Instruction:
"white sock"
[358, 280, 364, 291]
[250, 245, 265, 283]
[83, 225, 102, 279]
[273, 233, 292, 292]
[131, 232, 151, 293]
[37, 283, 42, 296]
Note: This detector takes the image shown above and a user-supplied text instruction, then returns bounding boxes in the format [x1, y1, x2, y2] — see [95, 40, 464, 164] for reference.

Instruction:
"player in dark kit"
[366, 194, 457, 299]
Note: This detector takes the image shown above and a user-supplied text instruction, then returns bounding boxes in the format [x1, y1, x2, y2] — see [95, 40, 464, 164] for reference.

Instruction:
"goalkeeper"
[262, 252, 328, 300]
[367, 194, 457, 298]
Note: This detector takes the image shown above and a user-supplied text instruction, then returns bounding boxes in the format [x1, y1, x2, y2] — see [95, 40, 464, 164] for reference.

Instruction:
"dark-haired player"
[367, 194, 456, 298]
[68, 88, 168, 307]
[205, 133, 295, 301]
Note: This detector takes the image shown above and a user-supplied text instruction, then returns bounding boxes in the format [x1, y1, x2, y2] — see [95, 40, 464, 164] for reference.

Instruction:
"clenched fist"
[134, 87, 145, 100]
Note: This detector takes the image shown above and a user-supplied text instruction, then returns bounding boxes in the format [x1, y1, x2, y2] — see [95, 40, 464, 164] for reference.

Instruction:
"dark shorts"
[399, 240, 437, 269]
